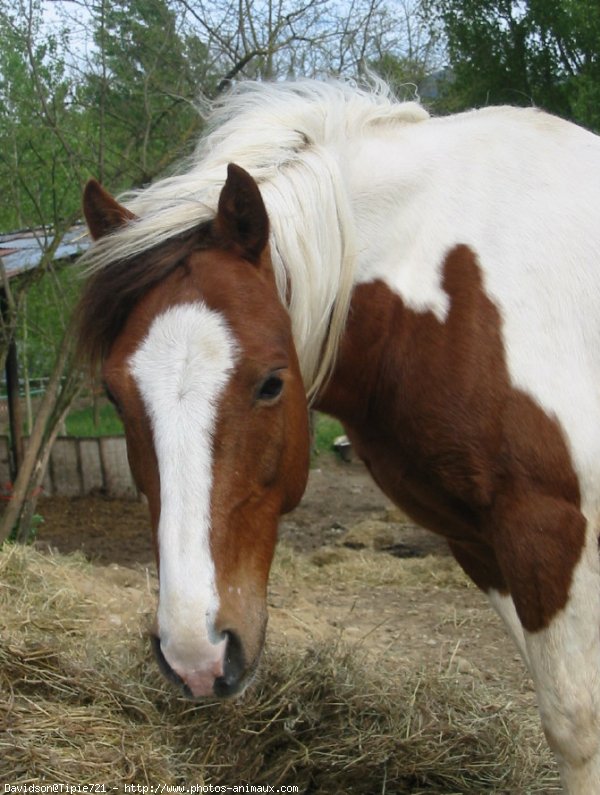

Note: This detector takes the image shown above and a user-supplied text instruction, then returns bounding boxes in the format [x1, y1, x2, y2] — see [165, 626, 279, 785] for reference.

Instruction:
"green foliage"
[0, 0, 217, 234]
[8, 512, 43, 545]
[17, 263, 80, 379]
[426, 0, 600, 131]
[313, 413, 344, 456]
[370, 52, 429, 98]
[0, 0, 219, 382]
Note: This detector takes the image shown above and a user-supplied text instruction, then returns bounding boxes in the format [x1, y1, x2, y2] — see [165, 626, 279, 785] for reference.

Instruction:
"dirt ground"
[35, 453, 449, 565]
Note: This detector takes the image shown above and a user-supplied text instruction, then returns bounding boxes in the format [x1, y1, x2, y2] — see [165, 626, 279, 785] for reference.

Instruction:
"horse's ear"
[214, 164, 269, 263]
[83, 179, 136, 240]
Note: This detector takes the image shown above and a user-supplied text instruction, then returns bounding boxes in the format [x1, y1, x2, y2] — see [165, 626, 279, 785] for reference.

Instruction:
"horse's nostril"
[150, 634, 194, 697]
[214, 630, 246, 698]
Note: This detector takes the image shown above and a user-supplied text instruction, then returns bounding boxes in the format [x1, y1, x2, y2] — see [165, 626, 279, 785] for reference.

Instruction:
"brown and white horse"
[77, 80, 600, 792]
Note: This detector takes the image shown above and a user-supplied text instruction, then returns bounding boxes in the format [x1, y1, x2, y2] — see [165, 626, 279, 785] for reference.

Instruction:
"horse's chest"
[343, 422, 485, 543]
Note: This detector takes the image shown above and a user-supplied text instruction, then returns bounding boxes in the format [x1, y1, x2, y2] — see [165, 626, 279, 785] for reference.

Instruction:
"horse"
[76, 79, 600, 793]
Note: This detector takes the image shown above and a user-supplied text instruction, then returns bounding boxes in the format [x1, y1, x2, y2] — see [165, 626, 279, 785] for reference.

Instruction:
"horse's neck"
[313, 277, 391, 428]
[345, 125, 450, 299]
[287, 120, 442, 402]
[310, 128, 429, 417]
[311, 124, 455, 440]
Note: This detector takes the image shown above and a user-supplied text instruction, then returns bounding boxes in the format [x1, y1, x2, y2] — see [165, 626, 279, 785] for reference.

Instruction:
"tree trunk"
[5, 337, 24, 477]
[0, 327, 81, 545]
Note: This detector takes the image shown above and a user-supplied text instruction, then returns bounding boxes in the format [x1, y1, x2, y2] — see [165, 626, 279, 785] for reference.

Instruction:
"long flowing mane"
[80, 79, 429, 396]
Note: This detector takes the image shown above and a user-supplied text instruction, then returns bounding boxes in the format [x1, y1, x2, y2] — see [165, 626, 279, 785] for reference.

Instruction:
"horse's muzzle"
[150, 630, 247, 699]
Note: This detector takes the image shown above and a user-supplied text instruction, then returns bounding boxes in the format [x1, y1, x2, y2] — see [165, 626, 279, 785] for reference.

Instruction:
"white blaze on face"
[129, 302, 238, 682]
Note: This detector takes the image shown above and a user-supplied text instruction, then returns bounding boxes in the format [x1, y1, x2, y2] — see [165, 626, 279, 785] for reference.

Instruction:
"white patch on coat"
[129, 302, 238, 681]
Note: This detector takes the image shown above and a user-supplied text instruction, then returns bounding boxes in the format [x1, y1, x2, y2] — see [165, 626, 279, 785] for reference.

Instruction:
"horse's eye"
[257, 374, 284, 402]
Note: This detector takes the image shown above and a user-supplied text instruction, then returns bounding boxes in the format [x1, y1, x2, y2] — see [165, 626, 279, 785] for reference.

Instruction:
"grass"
[274, 544, 475, 591]
[0, 544, 560, 792]
[65, 402, 123, 437]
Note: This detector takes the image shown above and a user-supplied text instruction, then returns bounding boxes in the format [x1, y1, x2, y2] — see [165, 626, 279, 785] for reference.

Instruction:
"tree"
[174, 0, 439, 87]
[0, 0, 215, 544]
[425, 0, 600, 131]
[78, 0, 214, 189]
[368, 0, 444, 100]
[0, 0, 83, 231]
[0, 0, 440, 544]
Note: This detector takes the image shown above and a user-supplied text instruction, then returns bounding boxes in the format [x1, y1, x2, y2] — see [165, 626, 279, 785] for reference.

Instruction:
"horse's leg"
[491, 494, 600, 793]
[448, 540, 530, 667]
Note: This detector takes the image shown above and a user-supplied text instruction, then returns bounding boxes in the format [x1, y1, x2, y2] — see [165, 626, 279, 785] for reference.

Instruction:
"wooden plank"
[100, 437, 136, 497]
[80, 439, 104, 494]
[20, 434, 52, 496]
[41, 462, 53, 497]
[0, 434, 140, 499]
[50, 438, 81, 497]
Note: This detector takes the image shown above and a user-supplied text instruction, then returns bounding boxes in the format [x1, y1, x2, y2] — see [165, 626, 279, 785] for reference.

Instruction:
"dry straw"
[0, 544, 559, 793]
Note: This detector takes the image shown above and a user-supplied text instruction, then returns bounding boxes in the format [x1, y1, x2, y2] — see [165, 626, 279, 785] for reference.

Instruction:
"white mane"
[82, 79, 429, 396]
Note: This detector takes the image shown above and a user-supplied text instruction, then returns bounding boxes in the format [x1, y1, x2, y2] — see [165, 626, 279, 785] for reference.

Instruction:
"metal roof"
[0, 225, 91, 279]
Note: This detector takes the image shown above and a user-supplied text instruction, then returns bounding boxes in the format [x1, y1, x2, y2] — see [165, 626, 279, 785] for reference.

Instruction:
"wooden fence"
[0, 436, 137, 499]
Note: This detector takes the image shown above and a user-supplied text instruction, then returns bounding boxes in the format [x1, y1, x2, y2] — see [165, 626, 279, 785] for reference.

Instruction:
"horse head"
[80, 165, 310, 697]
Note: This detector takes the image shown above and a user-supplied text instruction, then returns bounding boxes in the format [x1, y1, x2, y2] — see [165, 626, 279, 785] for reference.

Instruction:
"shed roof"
[0, 225, 91, 279]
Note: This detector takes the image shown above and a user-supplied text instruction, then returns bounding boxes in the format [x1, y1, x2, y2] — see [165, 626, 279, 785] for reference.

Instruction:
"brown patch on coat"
[317, 245, 586, 632]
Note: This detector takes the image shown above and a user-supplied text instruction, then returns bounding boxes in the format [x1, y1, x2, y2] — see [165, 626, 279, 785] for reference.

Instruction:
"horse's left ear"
[214, 163, 269, 263]
[83, 179, 137, 240]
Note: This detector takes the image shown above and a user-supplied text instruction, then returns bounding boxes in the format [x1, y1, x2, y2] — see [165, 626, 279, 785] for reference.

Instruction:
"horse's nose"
[150, 631, 246, 698]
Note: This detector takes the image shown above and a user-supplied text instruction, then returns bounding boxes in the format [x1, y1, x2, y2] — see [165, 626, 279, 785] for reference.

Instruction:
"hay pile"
[0, 544, 559, 793]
